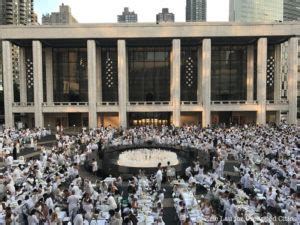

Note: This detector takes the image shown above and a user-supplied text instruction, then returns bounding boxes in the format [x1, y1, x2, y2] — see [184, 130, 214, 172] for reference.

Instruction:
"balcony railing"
[97, 102, 119, 106]
[42, 102, 88, 107]
[181, 101, 200, 105]
[128, 101, 171, 106]
[211, 100, 258, 104]
[266, 100, 289, 104]
[12, 102, 34, 107]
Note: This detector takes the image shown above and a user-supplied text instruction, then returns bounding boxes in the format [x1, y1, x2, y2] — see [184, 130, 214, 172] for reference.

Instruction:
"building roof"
[0, 22, 299, 41]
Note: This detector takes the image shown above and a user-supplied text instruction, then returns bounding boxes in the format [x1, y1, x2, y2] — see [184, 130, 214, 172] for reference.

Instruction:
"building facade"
[284, 0, 300, 21]
[156, 8, 175, 23]
[42, 3, 77, 25]
[117, 7, 137, 23]
[229, 0, 283, 22]
[186, 0, 206, 22]
[0, 0, 35, 125]
[0, 22, 299, 129]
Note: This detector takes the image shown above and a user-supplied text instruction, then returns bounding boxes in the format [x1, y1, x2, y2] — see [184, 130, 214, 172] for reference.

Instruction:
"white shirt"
[67, 195, 79, 209]
[107, 195, 117, 210]
[73, 214, 84, 225]
[156, 169, 162, 182]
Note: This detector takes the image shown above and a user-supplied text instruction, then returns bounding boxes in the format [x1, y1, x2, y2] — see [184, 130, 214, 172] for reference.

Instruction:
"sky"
[35, 0, 229, 23]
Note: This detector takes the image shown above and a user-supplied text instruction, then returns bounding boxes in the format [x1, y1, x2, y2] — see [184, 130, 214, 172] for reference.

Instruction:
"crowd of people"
[0, 123, 298, 224]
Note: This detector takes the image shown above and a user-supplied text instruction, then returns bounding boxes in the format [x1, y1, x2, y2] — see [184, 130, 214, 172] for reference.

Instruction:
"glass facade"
[229, 0, 284, 22]
[211, 46, 247, 101]
[53, 48, 88, 102]
[101, 48, 118, 102]
[128, 47, 170, 102]
[181, 47, 198, 101]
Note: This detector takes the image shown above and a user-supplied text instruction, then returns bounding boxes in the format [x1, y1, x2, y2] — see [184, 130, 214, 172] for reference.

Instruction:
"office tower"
[118, 7, 138, 23]
[42, 3, 77, 25]
[283, 0, 300, 21]
[156, 8, 175, 23]
[229, 0, 283, 22]
[186, 0, 206, 22]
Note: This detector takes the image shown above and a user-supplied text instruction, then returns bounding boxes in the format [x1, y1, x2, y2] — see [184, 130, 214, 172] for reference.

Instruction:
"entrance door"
[129, 112, 171, 127]
[68, 113, 82, 127]
[218, 112, 232, 126]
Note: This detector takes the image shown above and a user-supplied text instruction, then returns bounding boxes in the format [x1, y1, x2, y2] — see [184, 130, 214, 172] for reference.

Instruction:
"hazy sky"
[35, 0, 229, 23]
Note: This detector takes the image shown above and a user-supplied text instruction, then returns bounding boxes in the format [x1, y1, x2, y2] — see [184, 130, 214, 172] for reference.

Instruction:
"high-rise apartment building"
[42, 3, 77, 25]
[156, 8, 175, 23]
[0, 0, 34, 25]
[118, 7, 138, 23]
[186, 0, 206, 22]
[229, 0, 283, 22]
[284, 0, 300, 21]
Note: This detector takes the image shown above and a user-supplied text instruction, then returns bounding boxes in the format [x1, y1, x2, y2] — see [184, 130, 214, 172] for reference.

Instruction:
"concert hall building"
[0, 22, 299, 128]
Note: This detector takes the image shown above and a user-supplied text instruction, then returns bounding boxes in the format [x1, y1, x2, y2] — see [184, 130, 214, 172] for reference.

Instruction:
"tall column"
[118, 40, 128, 129]
[96, 47, 102, 103]
[275, 111, 281, 125]
[32, 40, 44, 128]
[247, 45, 254, 101]
[197, 46, 202, 104]
[274, 44, 282, 102]
[45, 48, 53, 103]
[19, 47, 27, 104]
[202, 39, 211, 128]
[171, 39, 181, 127]
[256, 38, 267, 125]
[87, 40, 97, 128]
[287, 37, 298, 125]
[2, 41, 14, 127]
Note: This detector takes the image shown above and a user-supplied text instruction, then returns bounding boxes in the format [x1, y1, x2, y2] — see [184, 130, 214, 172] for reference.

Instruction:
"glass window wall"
[128, 47, 170, 102]
[211, 46, 247, 101]
[53, 48, 88, 102]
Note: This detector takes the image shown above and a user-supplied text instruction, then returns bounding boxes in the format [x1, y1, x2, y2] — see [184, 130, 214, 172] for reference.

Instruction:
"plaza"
[0, 22, 299, 129]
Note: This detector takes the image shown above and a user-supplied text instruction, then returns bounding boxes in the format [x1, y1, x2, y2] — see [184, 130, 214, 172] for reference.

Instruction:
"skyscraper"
[118, 7, 138, 23]
[229, 0, 283, 22]
[283, 0, 300, 21]
[42, 3, 77, 25]
[186, 0, 206, 22]
[156, 8, 175, 23]
[0, 0, 34, 25]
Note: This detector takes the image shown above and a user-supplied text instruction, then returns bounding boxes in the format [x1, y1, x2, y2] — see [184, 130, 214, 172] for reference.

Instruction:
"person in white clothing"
[156, 167, 163, 190]
[107, 194, 117, 210]
[73, 210, 85, 225]
[91, 159, 98, 175]
[67, 190, 79, 221]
